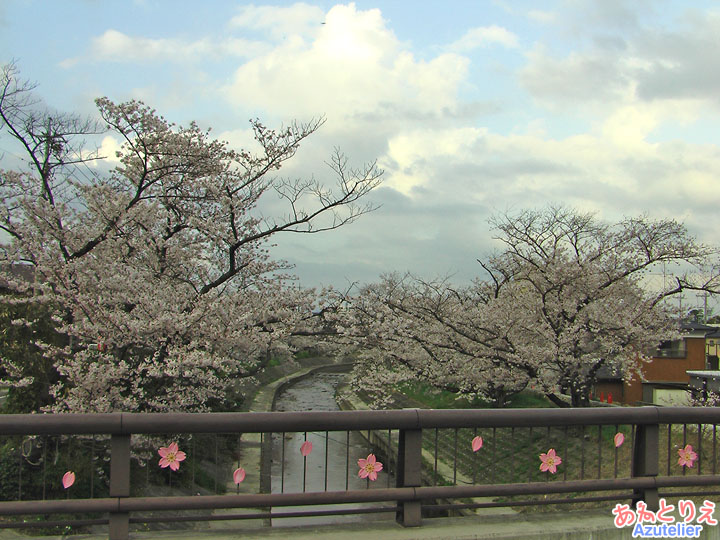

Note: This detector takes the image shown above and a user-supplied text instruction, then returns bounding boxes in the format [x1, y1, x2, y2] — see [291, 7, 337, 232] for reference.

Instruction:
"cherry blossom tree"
[483, 206, 710, 407]
[338, 207, 712, 408]
[332, 274, 534, 408]
[0, 63, 382, 413]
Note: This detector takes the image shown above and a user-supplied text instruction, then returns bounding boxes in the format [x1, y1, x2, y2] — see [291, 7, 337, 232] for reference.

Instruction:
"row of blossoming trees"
[2, 60, 719, 417]
[327, 207, 718, 408]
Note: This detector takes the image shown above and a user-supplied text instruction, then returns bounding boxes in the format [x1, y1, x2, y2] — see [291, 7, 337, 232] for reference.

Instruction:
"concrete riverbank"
[203, 359, 350, 528]
[336, 381, 516, 519]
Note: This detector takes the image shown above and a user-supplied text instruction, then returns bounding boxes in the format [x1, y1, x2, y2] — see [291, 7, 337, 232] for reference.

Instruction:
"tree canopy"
[0, 63, 382, 413]
[336, 207, 713, 407]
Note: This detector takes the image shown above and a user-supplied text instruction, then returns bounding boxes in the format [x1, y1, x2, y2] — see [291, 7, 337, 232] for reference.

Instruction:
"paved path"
[7, 509, 720, 539]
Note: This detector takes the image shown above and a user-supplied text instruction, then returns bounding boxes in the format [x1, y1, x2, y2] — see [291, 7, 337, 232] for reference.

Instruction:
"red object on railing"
[600, 391, 605, 402]
[608, 393, 613, 404]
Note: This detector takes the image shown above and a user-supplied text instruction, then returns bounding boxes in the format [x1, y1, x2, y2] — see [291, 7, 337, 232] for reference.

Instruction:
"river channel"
[270, 370, 395, 527]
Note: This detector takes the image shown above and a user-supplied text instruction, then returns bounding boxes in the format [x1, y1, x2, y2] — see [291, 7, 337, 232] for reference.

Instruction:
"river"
[270, 370, 395, 527]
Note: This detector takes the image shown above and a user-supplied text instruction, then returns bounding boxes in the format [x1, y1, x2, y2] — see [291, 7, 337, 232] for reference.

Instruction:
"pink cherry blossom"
[0, 77, 381, 415]
[233, 467, 246, 484]
[158, 442, 186, 471]
[358, 454, 383, 481]
[62, 471, 75, 489]
[472, 436, 483, 452]
[678, 444, 698, 468]
[334, 208, 695, 410]
[539, 448, 562, 474]
[614, 433, 624, 448]
[300, 441, 312, 457]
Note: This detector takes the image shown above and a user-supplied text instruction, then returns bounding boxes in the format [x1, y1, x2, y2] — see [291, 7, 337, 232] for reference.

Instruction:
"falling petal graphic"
[62, 471, 75, 489]
[233, 467, 246, 484]
[472, 436, 483, 452]
[614, 433, 624, 448]
[300, 440, 313, 457]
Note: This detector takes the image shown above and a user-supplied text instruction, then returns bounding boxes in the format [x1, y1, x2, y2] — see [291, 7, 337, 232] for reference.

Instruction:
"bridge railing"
[1, 407, 720, 539]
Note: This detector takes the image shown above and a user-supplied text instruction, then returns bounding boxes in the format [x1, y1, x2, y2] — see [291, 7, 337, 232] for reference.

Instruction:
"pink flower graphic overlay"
[678, 444, 698, 468]
[233, 467, 246, 484]
[300, 441, 313, 457]
[614, 433, 624, 448]
[539, 448, 562, 474]
[358, 453, 383, 481]
[62, 471, 75, 489]
[158, 442, 186, 471]
[472, 436, 483, 452]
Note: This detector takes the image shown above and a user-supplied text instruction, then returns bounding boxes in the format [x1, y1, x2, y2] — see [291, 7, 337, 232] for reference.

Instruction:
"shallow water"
[270, 371, 395, 526]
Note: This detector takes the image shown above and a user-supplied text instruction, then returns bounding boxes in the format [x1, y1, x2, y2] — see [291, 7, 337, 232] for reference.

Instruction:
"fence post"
[260, 431, 273, 527]
[109, 433, 131, 540]
[632, 423, 659, 511]
[396, 428, 422, 527]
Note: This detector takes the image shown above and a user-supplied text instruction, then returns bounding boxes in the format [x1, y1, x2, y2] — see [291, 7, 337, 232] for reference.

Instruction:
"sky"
[2, 1, 720, 308]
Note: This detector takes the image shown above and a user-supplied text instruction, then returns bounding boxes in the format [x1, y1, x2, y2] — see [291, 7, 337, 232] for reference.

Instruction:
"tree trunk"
[545, 392, 570, 408]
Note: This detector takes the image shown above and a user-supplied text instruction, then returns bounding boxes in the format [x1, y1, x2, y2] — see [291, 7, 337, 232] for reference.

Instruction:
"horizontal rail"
[3, 406, 720, 435]
[3, 475, 719, 517]
[3, 406, 720, 538]
[129, 506, 399, 524]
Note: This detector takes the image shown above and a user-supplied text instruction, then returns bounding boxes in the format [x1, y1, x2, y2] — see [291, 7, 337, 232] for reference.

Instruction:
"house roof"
[681, 321, 717, 332]
[680, 320, 718, 337]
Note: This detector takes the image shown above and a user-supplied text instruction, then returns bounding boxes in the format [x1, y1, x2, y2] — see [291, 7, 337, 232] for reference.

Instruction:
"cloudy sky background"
[2, 0, 720, 309]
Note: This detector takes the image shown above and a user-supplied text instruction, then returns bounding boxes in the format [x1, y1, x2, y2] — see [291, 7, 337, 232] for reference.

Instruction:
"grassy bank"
[390, 382, 717, 513]
[395, 381, 556, 409]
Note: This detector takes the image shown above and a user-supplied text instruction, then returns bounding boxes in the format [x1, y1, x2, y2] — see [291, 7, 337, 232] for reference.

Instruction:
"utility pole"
[698, 292, 710, 324]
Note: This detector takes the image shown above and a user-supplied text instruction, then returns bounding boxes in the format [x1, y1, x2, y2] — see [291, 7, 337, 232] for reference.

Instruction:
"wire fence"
[1, 408, 720, 538]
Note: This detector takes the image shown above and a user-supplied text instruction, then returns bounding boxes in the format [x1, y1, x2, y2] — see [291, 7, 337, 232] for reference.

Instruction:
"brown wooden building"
[593, 322, 716, 406]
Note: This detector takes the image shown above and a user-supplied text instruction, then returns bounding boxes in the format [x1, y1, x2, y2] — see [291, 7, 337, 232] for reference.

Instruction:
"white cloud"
[378, 122, 720, 235]
[47, 2, 720, 289]
[600, 105, 659, 148]
[527, 10, 555, 24]
[222, 3, 469, 130]
[383, 127, 486, 195]
[229, 2, 325, 41]
[520, 8, 720, 112]
[520, 45, 629, 107]
[493, 2, 556, 25]
[60, 29, 266, 67]
[97, 136, 123, 164]
[447, 25, 519, 52]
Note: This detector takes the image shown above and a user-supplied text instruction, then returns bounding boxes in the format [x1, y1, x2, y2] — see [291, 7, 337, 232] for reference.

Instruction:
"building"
[593, 322, 717, 406]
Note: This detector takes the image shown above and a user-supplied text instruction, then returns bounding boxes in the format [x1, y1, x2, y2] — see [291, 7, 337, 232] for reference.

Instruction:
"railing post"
[260, 431, 273, 527]
[632, 423, 659, 511]
[109, 433, 130, 540]
[396, 428, 422, 527]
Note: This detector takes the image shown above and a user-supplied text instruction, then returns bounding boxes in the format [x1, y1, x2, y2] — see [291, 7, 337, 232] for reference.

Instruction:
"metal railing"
[1, 407, 720, 539]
